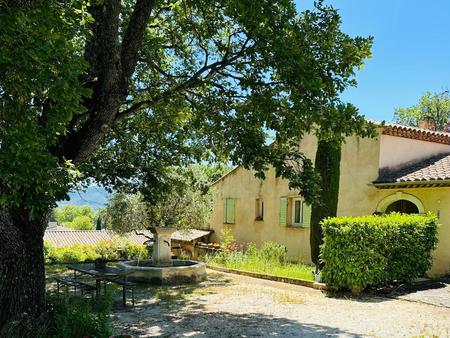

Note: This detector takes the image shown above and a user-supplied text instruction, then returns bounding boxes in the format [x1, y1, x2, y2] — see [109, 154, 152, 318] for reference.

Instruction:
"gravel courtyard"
[112, 270, 450, 337]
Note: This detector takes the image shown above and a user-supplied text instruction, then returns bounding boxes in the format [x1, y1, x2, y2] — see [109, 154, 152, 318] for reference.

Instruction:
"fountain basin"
[118, 259, 206, 285]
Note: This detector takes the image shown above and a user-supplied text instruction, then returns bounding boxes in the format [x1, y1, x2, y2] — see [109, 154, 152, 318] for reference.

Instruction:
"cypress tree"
[310, 139, 342, 269]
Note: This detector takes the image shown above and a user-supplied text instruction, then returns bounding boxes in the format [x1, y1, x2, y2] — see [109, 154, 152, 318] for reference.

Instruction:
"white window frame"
[255, 198, 264, 221]
[291, 197, 303, 226]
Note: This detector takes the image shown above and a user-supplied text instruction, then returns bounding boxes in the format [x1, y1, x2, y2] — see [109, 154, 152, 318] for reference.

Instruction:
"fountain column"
[151, 227, 176, 266]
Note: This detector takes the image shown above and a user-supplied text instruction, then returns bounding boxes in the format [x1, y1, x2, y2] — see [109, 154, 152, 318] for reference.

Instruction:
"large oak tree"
[0, 0, 373, 330]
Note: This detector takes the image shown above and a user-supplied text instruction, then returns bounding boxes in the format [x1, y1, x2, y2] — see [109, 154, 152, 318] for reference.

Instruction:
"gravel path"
[112, 270, 450, 337]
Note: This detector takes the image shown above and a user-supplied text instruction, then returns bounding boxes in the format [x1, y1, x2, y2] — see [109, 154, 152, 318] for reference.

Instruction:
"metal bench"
[55, 277, 96, 298]
[105, 277, 136, 306]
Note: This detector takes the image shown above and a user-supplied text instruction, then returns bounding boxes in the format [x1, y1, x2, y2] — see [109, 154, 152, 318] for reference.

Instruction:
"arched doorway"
[376, 192, 425, 214]
[385, 199, 419, 214]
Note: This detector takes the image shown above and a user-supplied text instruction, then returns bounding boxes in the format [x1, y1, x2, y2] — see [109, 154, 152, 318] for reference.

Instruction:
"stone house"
[210, 123, 450, 277]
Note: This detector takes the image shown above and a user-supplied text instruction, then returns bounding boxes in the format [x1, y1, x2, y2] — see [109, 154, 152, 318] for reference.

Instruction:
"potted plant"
[94, 258, 107, 269]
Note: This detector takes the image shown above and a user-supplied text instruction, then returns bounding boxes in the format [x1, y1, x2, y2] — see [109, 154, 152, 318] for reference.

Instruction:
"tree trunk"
[310, 140, 341, 269]
[0, 207, 47, 334]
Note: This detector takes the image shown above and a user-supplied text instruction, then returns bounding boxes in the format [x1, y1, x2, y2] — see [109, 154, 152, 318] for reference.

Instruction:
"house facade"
[210, 124, 450, 277]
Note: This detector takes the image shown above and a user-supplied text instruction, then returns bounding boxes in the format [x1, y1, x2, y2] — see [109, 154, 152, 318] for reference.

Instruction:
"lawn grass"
[209, 259, 315, 281]
[205, 242, 315, 282]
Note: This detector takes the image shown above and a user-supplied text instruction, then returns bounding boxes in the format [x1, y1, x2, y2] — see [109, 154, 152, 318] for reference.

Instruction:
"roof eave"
[371, 179, 450, 189]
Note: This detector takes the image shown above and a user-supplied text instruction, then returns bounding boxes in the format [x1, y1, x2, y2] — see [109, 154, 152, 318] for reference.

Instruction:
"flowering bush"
[225, 242, 247, 253]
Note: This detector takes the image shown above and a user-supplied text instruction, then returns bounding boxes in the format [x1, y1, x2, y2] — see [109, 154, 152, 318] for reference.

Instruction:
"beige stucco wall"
[211, 133, 382, 264]
[379, 134, 450, 170]
[210, 133, 318, 263]
[210, 131, 450, 277]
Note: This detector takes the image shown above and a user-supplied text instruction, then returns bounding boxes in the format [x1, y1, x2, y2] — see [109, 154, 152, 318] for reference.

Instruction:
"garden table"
[66, 264, 135, 305]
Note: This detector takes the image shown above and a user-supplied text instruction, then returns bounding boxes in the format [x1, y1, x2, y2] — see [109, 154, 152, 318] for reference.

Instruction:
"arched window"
[385, 199, 419, 214]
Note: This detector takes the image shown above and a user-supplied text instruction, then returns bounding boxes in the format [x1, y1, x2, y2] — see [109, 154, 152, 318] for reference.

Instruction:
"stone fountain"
[119, 227, 206, 285]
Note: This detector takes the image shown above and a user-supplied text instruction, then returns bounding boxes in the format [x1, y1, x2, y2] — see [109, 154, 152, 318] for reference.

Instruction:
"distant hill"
[58, 186, 110, 210]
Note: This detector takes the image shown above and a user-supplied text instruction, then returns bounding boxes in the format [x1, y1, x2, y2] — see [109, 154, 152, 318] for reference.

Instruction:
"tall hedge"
[321, 213, 438, 291]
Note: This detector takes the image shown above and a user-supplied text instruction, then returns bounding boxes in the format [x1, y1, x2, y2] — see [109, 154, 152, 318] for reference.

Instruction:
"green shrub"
[1, 292, 112, 337]
[220, 226, 235, 250]
[41, 293, 112, 338]
[121, 239, 151, 260]
[259, 242, 287, 263]
[54, 205, 96, 228]
[95, 239, 120, 260]
[44, 239, 150, 264]
[66, 215, 95, 230]
[321, 213, 438, 291]
[49, 244, 99, 264]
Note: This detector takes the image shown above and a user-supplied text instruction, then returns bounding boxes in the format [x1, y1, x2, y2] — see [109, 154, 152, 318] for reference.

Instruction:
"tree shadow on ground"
[374, 276, 450, 297]
[113, 311, 363, 337]
[322, 276, 450, 306]
[110, 271, 235, 310]
[111, 272, 363, 337]
[322, 289, 389, 304]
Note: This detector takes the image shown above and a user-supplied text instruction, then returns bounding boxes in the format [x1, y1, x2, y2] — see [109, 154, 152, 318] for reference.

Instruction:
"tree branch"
[117, 38, 253, 120]
[121, 0, 156, 81]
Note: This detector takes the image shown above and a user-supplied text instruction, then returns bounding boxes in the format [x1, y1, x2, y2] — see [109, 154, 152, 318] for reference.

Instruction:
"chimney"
[418, 116, 437, 131]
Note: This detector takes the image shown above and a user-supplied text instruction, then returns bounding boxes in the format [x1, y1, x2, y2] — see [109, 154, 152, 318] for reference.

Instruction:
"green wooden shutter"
[279, 197, 288, 226]
[223, 199, 227, 223]
[302, 202, 311, 227]
[224, 198, 235, 224]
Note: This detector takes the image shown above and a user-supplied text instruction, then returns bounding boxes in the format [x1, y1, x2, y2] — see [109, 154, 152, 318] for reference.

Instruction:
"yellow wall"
[211, 133, 318, 262]
[210, 131, 450, 277]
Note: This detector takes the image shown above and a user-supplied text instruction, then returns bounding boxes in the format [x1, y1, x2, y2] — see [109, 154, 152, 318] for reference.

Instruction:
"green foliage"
[121, 240, 150, 260]
[0, 1, 90, 215]
[0, 0, 374, 215]
[310, 140, 342, 267]
[66, 215, 94, 230]
[44, 240, 150, 264]
[1, 0, 375, 326]
[321, 213, 439, 291]
[394, 91, 450, 130]
[45, 244, 98, 264]
[220, 227, 236, 250]
[39, 293, 112, 338]
[101, 193, 150, 234]
[94, 240, 120, 261]
[207, 240, 313, 281]
[80, 0, 375, 207]
[54, 205, 96, 229]
[142, 165, 228, 229]
[102, 164, 227, 232]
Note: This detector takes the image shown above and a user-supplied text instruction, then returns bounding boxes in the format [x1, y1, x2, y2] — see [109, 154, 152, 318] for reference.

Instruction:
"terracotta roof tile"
[382, 123, 450, 145]
[44, 229, 212, 247]
[374, 153, 450, 185]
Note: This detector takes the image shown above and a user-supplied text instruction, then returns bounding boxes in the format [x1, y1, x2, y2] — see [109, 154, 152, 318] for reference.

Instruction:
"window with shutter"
[224, 198, 235, 224]
[301, 202, 311, 227]
[279, 197, 288, 226]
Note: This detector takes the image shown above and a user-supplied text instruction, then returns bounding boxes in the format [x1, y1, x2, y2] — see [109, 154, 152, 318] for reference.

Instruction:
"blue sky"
[295, 0, 450, 122]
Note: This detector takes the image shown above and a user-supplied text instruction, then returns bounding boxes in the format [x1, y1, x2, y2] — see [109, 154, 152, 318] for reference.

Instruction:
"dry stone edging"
[206, 265, 329, 290]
